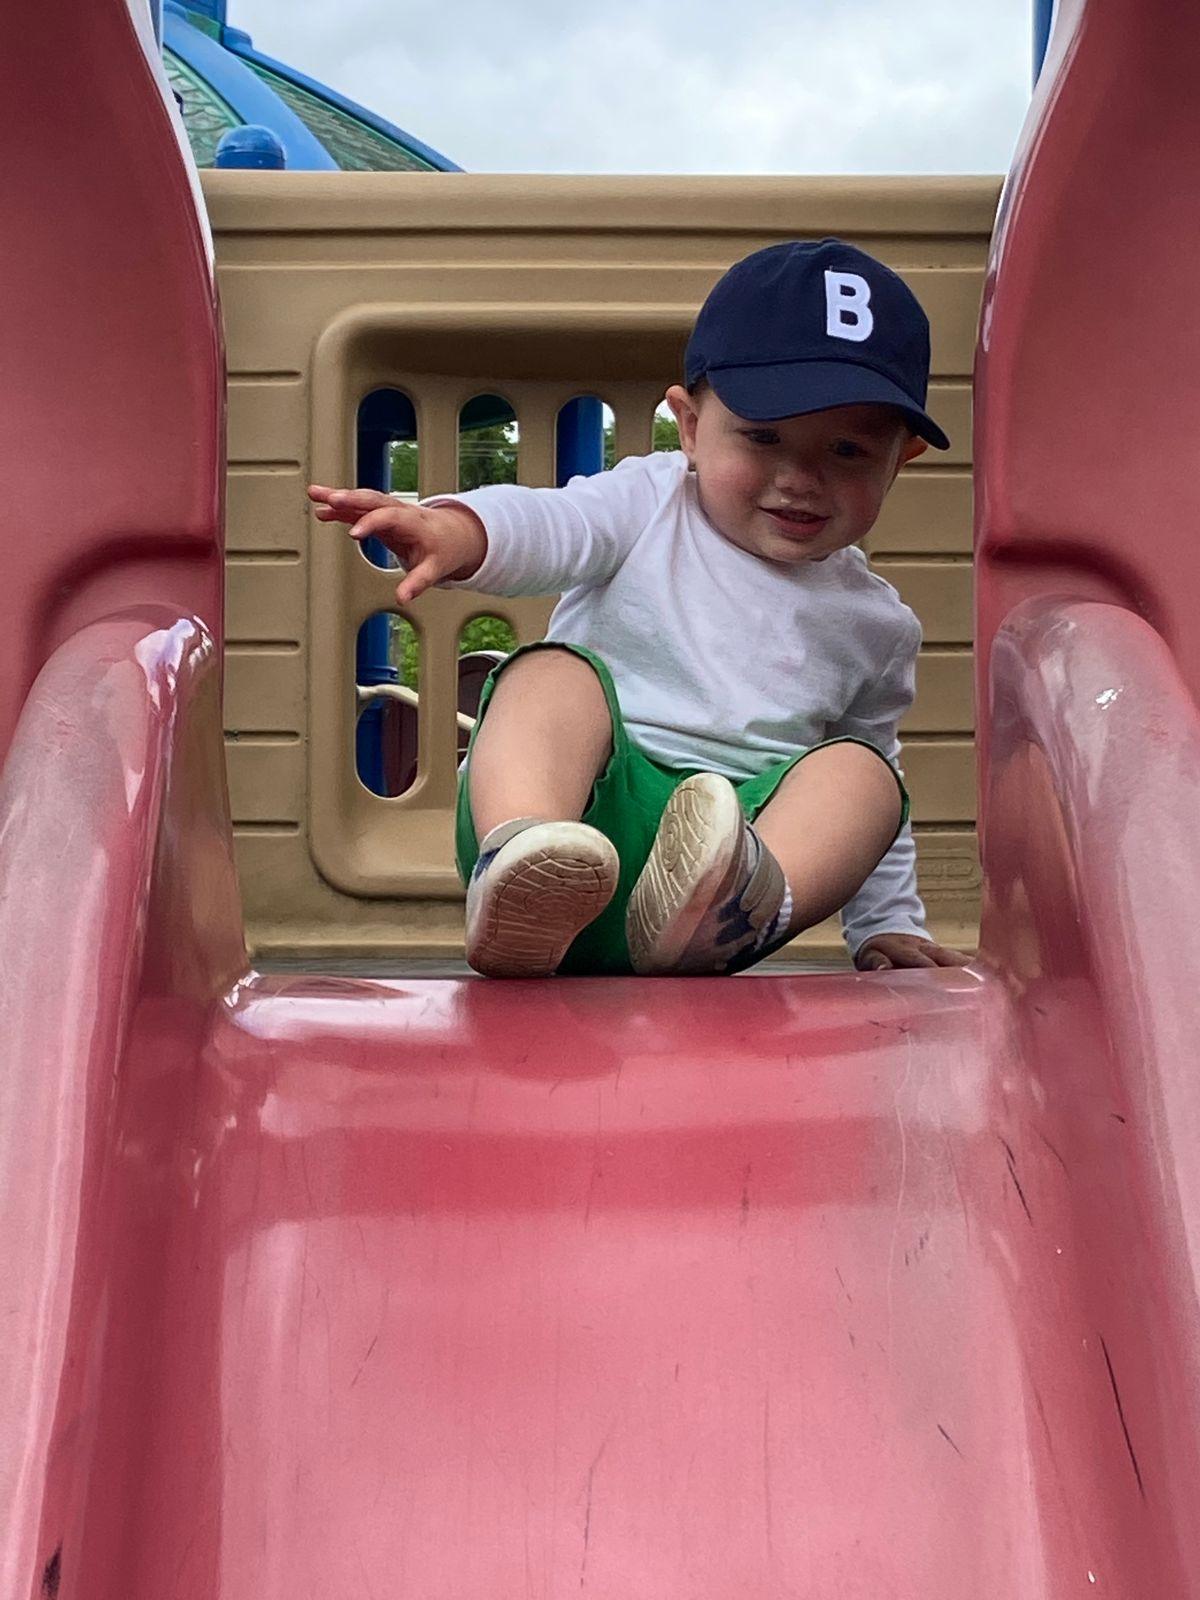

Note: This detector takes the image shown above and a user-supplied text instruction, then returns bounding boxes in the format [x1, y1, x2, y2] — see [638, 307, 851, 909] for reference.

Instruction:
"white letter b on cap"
[825, 270, 873, 343]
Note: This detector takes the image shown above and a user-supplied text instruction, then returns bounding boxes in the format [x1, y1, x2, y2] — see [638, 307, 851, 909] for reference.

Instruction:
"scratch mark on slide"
[1099, 1335, 1146, 1500]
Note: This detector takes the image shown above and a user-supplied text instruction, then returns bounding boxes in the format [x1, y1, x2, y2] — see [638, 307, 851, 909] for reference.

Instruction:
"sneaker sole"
[466, 823, 619, 978]
[626, 773, 742, 975]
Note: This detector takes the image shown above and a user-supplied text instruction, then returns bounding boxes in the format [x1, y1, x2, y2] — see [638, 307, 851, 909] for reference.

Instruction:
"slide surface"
[104, 962, 1088, 1594]
[5, 602, 1200, 1597]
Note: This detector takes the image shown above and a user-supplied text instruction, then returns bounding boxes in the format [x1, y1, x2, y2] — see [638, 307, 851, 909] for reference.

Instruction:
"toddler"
[311, 239, 969, 979]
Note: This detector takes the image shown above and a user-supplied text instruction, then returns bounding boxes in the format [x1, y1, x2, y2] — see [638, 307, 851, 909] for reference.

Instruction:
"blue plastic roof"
[163, 2, 461, 172]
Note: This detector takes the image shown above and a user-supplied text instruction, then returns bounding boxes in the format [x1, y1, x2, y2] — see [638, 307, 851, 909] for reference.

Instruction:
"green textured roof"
[247, 63, 439, 173]
[164, 48, 239, 167]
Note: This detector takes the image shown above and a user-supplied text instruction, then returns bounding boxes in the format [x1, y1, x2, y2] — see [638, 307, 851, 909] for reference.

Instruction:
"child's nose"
[774, 458, 822, 496]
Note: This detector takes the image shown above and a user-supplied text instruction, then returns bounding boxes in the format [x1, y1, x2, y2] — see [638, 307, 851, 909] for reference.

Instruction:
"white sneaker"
[465, 818, 619, 977]
[626, 773, 789, 975]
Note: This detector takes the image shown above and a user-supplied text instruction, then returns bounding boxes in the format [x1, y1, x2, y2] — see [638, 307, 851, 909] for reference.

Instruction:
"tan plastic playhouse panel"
[203, 172, 999, 961]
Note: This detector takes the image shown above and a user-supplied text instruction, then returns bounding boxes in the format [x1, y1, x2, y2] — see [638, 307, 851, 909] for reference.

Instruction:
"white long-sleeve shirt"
[433, 449, 929, 954]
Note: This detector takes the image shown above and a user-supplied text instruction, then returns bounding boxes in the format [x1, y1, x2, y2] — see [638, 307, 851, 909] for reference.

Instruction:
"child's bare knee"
[483, 650, 614, 769]
[830, 740, 899, 784]
[495, 647, 607, 709]
[832, 743, 901, 813]
[778, 741, 902, 823]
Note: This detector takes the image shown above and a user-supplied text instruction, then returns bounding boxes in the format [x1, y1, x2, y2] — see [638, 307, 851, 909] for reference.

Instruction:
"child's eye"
[742, 430, 780, 446]
[832, 440, 869, 459]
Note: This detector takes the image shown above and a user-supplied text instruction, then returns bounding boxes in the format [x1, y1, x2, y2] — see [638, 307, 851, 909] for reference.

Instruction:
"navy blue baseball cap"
[684, 238, 950, 450]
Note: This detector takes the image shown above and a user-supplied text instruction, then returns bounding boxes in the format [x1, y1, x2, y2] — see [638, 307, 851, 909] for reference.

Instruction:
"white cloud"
[229, 0, 1031, 175]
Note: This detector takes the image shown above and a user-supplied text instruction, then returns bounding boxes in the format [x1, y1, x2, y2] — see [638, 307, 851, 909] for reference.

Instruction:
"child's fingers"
[394, 555, 445, 604]
[333, 488, 392, 509]
[885, 943, 938, 969]
[309, 485, 392, 511]
[857, 949, 893, 971]
[308, 484, 370, 511]
[931, 945, 972, 967]
[309, 486, 392, 525]
[348, 505, 412, 543]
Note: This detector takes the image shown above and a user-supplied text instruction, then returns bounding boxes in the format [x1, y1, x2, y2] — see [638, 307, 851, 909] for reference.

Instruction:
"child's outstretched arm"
[307, 486, 486, 603]
[315, 454, 674, 603]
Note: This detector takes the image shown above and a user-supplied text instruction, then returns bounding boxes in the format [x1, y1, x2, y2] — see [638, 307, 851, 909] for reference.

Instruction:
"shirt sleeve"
[422, 452, 673, 598]
[828, 617, 932, 957]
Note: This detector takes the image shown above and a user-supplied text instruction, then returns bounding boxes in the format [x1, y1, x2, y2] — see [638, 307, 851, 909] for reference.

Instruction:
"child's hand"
[307, 485, 487, 603]
[855, 933, 971, 971]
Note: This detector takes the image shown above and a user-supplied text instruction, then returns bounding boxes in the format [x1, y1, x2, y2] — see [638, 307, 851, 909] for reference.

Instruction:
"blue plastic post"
[555, 396, 605, 485]
[215, 125, 287, 170]
[355, 391, 418, 795]
[1033, 0, 1055, 83]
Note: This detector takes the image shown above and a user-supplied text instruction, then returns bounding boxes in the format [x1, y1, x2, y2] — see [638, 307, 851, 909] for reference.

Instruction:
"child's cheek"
[726, 460, 764, 503]
[705, 463, 746, 509]
[845, 477, 883, 526]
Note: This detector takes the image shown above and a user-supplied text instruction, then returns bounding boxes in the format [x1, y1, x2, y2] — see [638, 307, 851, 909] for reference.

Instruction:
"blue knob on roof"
[215, 124, 286, 169]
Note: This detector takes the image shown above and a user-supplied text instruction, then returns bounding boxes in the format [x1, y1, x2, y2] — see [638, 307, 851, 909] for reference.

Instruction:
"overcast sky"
[228, 0, 1032, 175]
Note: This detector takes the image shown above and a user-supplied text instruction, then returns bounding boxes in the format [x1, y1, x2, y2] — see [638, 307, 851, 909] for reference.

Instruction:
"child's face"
[665, 385, 926, 565]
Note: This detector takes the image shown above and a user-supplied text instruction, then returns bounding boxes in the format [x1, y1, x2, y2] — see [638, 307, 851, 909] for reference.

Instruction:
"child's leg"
[460, 646, 623, 977]
[468, 647, 613, 835]
[625, 741, 902, 975]
[753, 742, 902, 936]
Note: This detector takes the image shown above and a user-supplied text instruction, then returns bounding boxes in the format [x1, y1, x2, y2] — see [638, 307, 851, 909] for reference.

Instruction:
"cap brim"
[707, 360, 951, 450]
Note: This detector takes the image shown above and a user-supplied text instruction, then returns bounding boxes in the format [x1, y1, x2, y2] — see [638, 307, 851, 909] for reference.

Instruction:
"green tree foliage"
[390, 423, 520, 493]
[652, 408, 682, 452]
[389, 616, 518, 686]
[389, 438, 418, 492]
[391, 618, 420, 688]
[459, 422, 519, 490]
[391, 409, 679, 492]
[460, 616, 518, 655]
[603, 407, 680, 466]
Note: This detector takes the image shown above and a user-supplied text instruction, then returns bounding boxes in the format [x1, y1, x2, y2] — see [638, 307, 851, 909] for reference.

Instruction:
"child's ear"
[664, 384, 700, 463]
[900, 435, 928, 466]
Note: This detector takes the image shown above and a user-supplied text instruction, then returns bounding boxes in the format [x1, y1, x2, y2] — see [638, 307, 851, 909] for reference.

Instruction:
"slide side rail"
[0, 611, 244, 1598]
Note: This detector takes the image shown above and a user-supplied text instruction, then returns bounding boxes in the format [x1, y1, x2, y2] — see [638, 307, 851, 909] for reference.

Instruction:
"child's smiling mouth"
[762, 506, 830, 537]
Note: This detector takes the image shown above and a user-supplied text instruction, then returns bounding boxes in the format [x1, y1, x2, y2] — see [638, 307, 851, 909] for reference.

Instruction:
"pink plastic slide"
[5, 1, 1200, 1595]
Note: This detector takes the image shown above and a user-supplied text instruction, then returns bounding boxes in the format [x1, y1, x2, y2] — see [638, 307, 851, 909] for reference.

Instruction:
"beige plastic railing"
[207, 172, 998, 961]
[358, 682, 476, 737]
